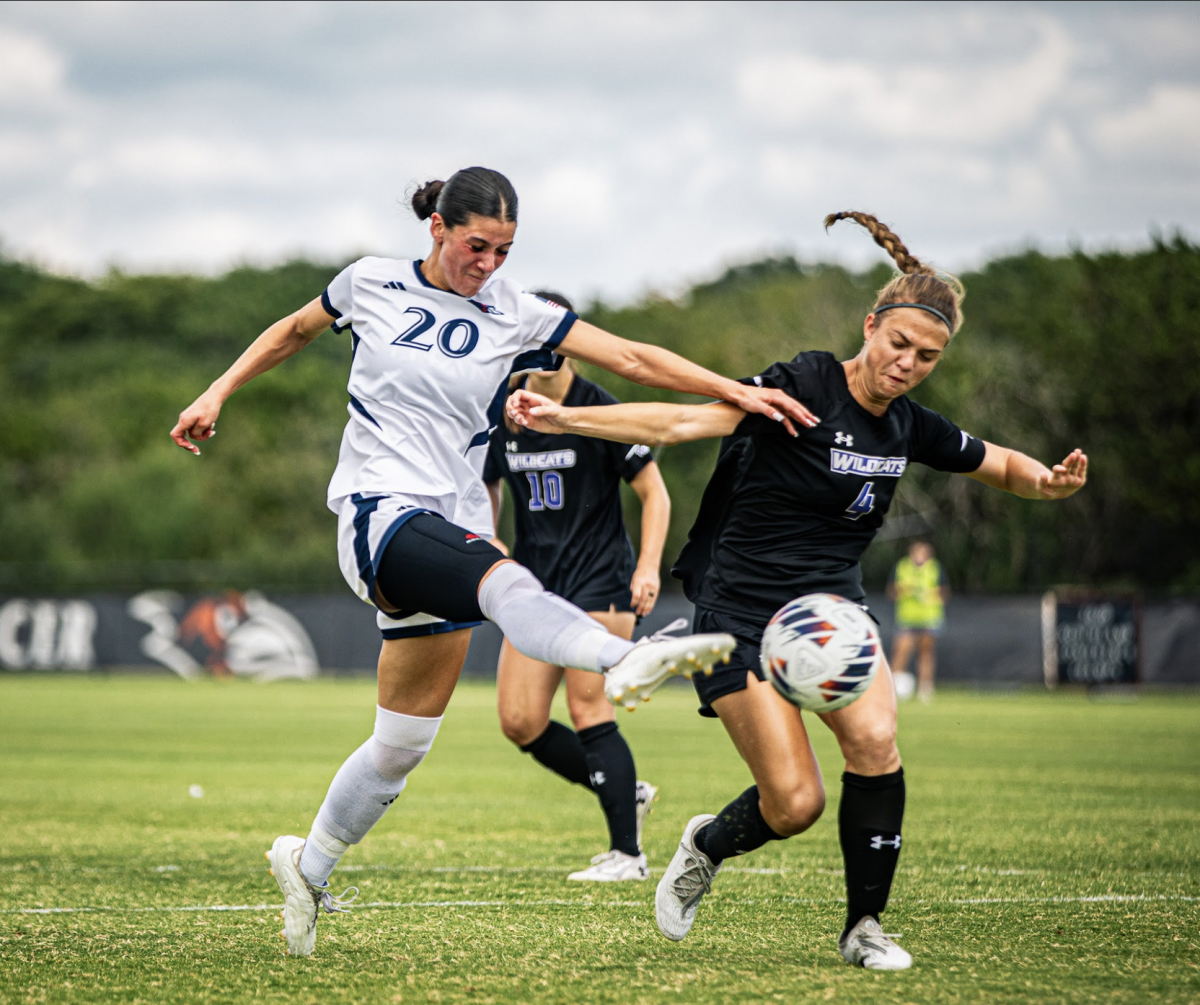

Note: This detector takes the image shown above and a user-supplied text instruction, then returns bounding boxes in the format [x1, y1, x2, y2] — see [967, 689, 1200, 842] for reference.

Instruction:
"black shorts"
[691, 602, 877, 717]
[375, 513, 507, 630]
[691, 607, 769, 718]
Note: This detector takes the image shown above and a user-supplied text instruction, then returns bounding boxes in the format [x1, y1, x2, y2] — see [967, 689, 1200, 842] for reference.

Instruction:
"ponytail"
[825, 211, 964, 334]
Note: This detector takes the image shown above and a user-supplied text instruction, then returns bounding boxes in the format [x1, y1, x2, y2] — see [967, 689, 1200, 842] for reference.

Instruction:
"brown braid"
[823, 212, 934, 276]
[824, 211, 965, 334]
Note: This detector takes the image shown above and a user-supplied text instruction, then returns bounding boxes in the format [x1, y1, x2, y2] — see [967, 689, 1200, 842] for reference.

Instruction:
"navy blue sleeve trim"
[542, 310, 578, 351]
[321, 289, 342, 321]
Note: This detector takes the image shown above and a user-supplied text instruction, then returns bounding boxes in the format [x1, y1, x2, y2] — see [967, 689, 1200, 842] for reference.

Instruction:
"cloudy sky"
[1, 1, 1198, 302]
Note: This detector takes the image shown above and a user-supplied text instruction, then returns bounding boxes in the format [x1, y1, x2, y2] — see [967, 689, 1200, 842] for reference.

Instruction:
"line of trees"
[1, 238, 1197, 594]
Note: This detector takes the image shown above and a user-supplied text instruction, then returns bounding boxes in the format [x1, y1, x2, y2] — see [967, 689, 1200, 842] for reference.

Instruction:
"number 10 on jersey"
[526, 471, 564, 511]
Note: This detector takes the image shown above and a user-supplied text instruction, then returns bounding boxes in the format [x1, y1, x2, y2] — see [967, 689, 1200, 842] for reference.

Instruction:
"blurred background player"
[485, 291, 670, 882]
[169, 166, 812, 956]
[887, 539, 948, 702]
[507, 211, 1088, 970]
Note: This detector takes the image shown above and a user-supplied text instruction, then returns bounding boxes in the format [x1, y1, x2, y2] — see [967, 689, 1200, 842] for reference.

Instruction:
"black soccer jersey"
[484, 376, 654, 612]
[673, 351, 985, 626]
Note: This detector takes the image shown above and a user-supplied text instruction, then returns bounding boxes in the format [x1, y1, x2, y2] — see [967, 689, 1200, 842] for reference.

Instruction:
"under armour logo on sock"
[589, 771, 607, 787]
[870, 834, 902, 850]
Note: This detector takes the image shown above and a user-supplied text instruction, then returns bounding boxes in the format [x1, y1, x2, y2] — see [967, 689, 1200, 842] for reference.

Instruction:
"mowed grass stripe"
[2, 676, 1198, 1005]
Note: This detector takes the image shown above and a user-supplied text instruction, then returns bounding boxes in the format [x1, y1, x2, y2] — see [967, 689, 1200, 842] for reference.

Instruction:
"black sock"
[693, 785, 785, 865]
[577, 722, 640, 856]
[839, 768, 906, 938]
[519, 721, 591, 788]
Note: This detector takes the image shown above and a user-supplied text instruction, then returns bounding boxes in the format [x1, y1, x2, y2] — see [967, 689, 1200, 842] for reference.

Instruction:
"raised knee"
[763, 787, 825, 837]
[499, 709, 545, 749]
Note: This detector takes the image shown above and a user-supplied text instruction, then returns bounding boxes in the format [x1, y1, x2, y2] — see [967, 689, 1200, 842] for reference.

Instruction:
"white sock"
[477, 562, 634, 671]
[299, 706, 442, 887]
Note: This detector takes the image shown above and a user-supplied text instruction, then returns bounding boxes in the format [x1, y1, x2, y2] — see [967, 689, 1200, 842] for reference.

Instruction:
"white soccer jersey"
[322, 257, 577, 536]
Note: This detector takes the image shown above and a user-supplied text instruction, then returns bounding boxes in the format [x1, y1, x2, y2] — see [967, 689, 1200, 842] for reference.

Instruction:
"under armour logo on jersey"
[381, 280, 406, 290]
[589, 771, 607, 787]
[469, 299, 504, 315]
[506, 441, 519, 452]
[870, 834, 902, 850]
[835, 432, 854, 447]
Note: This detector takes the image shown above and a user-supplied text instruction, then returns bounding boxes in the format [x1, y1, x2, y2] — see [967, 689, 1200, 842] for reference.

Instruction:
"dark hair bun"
[411, 180, 445, 220]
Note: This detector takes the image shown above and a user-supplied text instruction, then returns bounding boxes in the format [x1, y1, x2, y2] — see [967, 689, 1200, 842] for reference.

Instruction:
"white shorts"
[335, 493, 485, 640]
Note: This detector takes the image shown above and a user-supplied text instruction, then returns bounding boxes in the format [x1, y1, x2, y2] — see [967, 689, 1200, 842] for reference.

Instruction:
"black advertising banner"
[1042, 592, 1140, 686]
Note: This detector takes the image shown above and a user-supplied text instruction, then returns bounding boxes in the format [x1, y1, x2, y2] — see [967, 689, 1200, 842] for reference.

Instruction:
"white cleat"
[839, 915, 913, 970]
[655, 814, 720, 941]
[265, 835, 358, 957]
[605, 619, 735, 711]
[634, 780, 659, 851]
[567, 849, 650, 882]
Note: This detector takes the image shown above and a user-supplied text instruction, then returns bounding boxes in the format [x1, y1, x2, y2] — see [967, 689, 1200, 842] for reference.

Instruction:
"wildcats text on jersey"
[505, 449, 578, 472]
[829, 448, 908, 477]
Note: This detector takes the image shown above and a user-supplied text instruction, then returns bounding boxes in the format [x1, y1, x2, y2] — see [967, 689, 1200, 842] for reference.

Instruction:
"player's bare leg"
[819, 660, 911, 970]
[657, 675, 824, 940]
[916, 633, 937, 703]
[269, 632, 468, 955]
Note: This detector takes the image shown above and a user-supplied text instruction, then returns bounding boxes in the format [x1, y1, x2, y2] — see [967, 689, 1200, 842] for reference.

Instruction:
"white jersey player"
[170, 166, 817, 957]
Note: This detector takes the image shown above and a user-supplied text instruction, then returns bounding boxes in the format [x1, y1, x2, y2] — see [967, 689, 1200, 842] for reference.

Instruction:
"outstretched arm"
[556, 320, 818, 435]
[967, 443, 1088, 500]
[507, 388, 745, 446]
[628, 462, 670, 616]
[169, 297, 334, 454]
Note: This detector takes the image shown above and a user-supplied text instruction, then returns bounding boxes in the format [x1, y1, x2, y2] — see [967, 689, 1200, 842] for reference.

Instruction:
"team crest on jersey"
[468, 299, 504, 316]
[829, 448, 907, 477]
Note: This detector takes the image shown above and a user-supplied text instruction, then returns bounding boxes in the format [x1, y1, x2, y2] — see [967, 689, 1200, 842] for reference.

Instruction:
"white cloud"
[0, 2, 1195, 299]
[736, 18, 1073, 146]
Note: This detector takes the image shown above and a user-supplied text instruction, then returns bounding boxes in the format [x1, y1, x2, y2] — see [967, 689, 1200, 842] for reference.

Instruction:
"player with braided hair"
[508, 212, 1088, 970]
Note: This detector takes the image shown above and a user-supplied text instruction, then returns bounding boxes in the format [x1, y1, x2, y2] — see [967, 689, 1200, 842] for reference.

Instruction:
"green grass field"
[1, 676, 1198, 1005]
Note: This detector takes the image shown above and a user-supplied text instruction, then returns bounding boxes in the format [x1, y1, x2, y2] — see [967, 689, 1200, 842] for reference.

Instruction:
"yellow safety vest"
[894, 557, 945, 629]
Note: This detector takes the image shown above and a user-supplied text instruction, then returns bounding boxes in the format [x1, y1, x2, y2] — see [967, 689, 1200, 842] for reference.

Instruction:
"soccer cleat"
[566, 849, 650, 882]
[605, 620, 735, 711]
[634, 780, 659, 851]
[839, 915, 913, 970]
[655, 814, 720, 941]
[265, 835, 358, 957]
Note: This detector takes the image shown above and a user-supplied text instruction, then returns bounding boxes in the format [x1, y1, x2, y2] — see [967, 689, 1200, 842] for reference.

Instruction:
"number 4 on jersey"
[844, 481, 876, 521]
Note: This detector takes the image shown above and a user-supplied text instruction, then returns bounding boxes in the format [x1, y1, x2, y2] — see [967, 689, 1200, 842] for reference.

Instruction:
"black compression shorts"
[375, 513, 507, 625]
[691, 607, 769, 717]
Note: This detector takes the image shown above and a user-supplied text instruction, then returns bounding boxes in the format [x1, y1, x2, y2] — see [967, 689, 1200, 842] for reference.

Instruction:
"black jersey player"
[507, 212, 1088, 970]
[484, 292, 671, 882]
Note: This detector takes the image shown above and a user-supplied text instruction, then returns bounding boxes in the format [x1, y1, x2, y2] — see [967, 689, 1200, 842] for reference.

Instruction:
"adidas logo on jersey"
[381, 280, 406, 290]
[829, 448, 908, 477]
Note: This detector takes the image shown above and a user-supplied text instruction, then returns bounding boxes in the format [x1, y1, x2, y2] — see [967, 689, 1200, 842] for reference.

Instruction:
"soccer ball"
[760, 594, 881, 712]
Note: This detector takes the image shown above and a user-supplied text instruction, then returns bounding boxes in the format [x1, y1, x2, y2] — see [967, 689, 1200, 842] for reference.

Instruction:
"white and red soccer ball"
[760, 593, 882, 712]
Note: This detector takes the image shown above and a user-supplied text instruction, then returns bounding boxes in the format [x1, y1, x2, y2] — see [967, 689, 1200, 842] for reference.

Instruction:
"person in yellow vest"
[888, 540, 947, 703]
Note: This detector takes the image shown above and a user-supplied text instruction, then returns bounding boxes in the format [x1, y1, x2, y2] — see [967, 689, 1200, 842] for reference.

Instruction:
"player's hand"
[1036, 449, 1088, 499]
[630, 565, 661, 617]
[170, 390, 223, 455]
[506, 388, 570, 434]
[723, 382, 819, 437]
